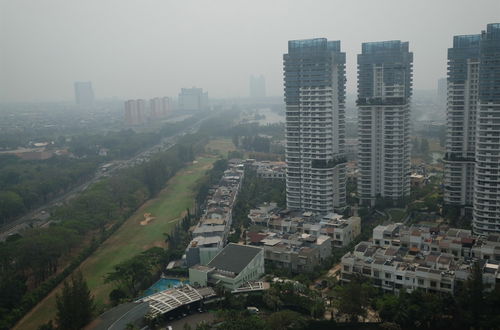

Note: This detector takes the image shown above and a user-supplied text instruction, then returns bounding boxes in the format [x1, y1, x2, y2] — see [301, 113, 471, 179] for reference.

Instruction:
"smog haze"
[1, 0, 499, 102]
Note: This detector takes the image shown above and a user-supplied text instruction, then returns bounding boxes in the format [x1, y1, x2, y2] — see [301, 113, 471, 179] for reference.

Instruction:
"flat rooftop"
[208, 243, 262, 274]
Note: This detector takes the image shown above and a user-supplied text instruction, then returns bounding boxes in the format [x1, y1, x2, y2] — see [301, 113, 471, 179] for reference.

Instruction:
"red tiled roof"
[247, 232, 267, 243]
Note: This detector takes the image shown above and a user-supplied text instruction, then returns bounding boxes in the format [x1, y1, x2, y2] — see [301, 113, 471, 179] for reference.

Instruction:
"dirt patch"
[140, 213, 155, 226]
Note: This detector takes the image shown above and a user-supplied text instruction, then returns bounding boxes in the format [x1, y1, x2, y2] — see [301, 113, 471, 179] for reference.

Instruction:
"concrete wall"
[189, 268, 209, 287]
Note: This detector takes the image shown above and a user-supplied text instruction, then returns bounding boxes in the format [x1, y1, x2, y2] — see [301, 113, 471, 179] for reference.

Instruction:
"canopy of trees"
[0, 132, 206, 329]
[55, 271, 95, 330]
[0, 155, 98, 224]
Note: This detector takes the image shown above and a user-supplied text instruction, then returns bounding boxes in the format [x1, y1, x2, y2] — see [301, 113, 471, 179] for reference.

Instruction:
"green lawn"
[205, 138, 236, 157]
[388, 208, 407, 222]
[15, 156, 216, 330]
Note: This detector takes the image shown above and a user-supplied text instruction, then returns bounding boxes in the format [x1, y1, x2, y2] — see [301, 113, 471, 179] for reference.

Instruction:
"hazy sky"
[1, 0, 499, 102]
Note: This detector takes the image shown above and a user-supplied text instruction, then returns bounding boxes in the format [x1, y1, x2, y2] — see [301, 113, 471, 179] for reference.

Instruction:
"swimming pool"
[143, 278, 189, 297]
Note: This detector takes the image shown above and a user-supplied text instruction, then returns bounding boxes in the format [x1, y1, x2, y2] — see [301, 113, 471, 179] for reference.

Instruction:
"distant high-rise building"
[283, 38, 347, 213]
[136, 99, 146, 123]
[150, 98, 162, 118]
[443, 34, 480, 215]
[74, 81, 95, 107]
[473, 23, 500, 234]
[178, 87, 208, 112]
[437, 77, 447, 105]
[161, 96, 172, 116]
[150, 97, 172, 118]
[124, 99, 146, 125]
[124, 100, 136, 125]
[357, 41, 413, 206]
[249, 75, 266, 98]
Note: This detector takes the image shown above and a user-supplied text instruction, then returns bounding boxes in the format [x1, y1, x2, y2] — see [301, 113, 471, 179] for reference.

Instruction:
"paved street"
[163, 312, 215, 330]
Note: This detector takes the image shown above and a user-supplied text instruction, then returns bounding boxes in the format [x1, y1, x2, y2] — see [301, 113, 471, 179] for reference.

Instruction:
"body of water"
[143, 278, 189, 297]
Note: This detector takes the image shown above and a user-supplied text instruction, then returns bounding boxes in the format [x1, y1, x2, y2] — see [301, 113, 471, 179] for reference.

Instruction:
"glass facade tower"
[357, 41, 413, 206]
[283, 38, 347, 213]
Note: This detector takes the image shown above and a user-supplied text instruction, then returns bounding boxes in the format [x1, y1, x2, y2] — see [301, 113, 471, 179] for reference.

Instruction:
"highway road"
[0, 115, 207, 241]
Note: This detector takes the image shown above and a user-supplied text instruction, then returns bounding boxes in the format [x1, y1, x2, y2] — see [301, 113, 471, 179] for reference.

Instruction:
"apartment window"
[385, 273, 392, 279]
[418, 279, 424, 286]
[430, 281, 437, 288]
[396, 275, 403, 280]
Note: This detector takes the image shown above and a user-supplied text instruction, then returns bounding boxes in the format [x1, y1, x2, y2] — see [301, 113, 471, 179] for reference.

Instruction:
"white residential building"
[473, 24, 500, 234]
[283, 38, 347, 213]
[357, 41, 413, 206]
[341, 224, 500, 294]
[443, 34, 480, 215]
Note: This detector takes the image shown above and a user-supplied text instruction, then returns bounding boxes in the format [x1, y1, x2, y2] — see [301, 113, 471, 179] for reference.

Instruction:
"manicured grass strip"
[14, 156, 216, 330]
[205, 138, 236, 157]
[388, 208, 407, 222]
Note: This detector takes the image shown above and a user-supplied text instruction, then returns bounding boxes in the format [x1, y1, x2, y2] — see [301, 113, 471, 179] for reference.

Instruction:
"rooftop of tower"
[288, 38, 341, 53]
[361, 40, 409, 54]
[452, 34, 481, 48]
[483, 23, 500, 39]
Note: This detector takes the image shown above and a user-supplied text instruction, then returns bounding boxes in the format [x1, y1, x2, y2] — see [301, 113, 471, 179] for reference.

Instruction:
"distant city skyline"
[1, 0, 499, 102]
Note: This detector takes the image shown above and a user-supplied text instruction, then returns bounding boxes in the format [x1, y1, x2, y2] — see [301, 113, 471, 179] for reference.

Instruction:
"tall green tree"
[266, 310, 305, 330]
[55, 271, 95, 330]
[334, 276, 375, 322]
[456, 261, 485, 327]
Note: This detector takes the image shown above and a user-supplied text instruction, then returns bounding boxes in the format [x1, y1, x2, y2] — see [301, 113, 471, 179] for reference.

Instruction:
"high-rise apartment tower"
[178, 88, 208, 112]
[357, 41, 413, 206]
[437, 77, 447, 105]
[283, 38, 347, 213]
[74, 81, 95, 107]
[473, 23, 500, 234]
[443, 34, 480, 215]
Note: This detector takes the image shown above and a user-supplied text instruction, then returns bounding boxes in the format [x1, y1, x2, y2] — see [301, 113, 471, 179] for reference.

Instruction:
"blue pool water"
[143, 278, 189, 297]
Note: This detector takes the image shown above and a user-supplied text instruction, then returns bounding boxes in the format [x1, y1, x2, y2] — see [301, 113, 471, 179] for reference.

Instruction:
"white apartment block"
[284, 38, 347, 213]
[357, 41, 413, 206]
[444, 35, 480, 213]
[341, 223, 500, 294]
[473, 24, 500, 234]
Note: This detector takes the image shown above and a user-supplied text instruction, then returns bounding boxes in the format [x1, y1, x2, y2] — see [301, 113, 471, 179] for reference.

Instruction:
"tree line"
[0, 155, 98, 225]
[0, 116, 199, 226]
[333, 263, 500, 329]
[229, 168, 286, 242]
[0, 131, 206, 330]
[0, 109, 240, 329]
